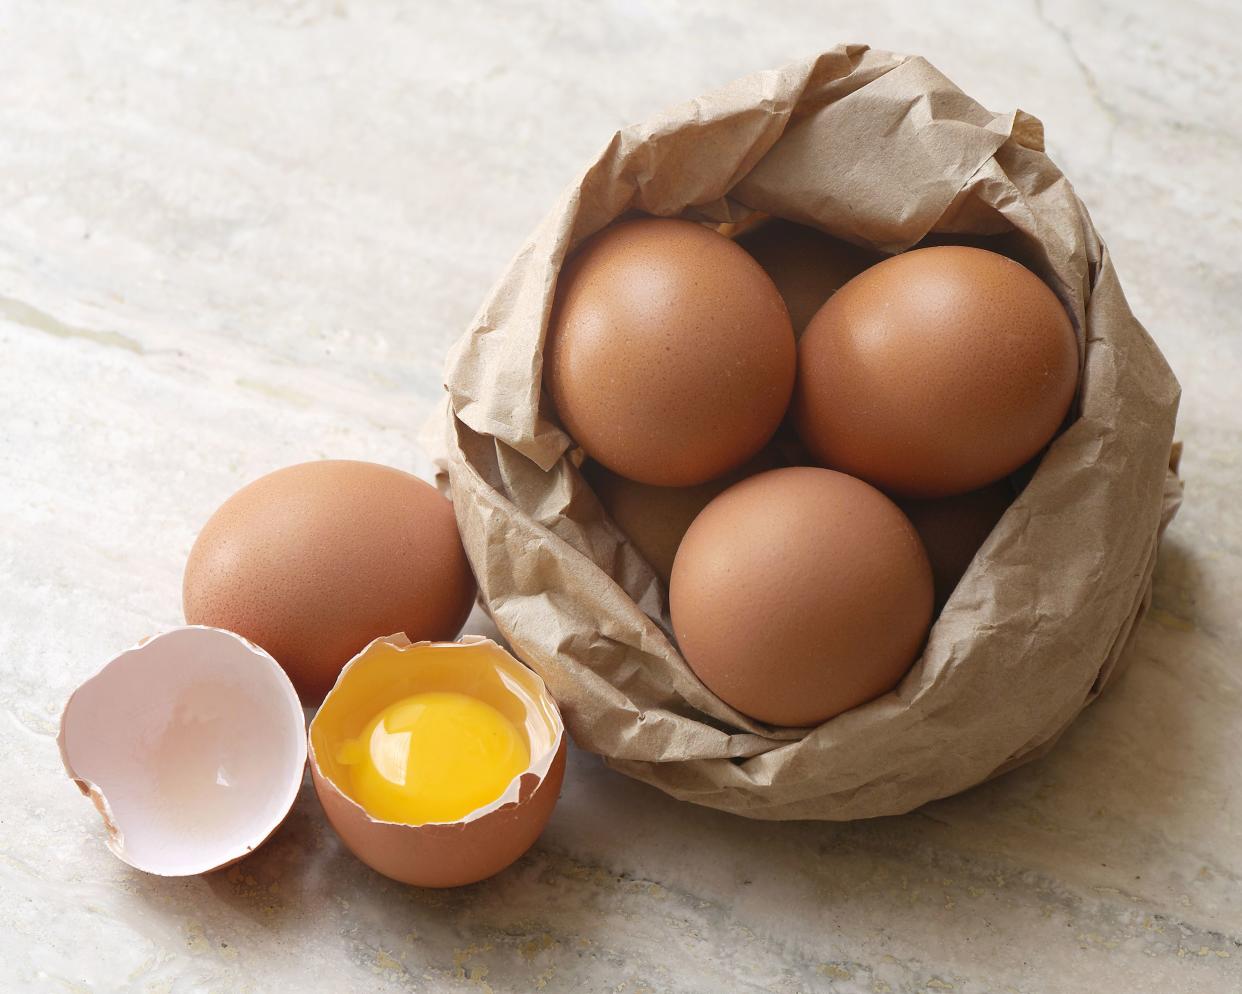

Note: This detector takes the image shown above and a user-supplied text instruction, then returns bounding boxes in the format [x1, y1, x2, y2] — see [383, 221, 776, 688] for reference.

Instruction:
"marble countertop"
[2, 2, 1239, 992]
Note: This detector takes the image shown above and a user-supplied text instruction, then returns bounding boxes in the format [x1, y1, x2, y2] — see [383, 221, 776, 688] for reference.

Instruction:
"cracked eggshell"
[309, 634, 566, 888]
[58, 626, 307, 876]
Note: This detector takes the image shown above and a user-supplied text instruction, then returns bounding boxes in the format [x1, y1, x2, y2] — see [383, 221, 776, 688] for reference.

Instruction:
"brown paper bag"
[436, 45, 1182, 820]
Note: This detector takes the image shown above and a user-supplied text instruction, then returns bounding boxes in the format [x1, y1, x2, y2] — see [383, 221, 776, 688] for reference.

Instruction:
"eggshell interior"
[59, 626, 307, 876]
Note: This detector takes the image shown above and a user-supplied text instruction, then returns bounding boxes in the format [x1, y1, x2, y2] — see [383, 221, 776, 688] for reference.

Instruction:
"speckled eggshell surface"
[182, 461, 476, 702]
[545, 218, 796, 487]
[793, 246, 1080, 498]
[669, 466, 934, 728]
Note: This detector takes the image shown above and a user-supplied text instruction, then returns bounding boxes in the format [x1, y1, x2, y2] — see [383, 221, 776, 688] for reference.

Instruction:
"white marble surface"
[2, 2, 1240, 992]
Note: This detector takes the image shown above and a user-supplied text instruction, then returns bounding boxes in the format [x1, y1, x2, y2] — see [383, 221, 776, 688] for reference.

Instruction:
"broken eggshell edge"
[57, 626, 308, 876]
[309, 633, 567, 887]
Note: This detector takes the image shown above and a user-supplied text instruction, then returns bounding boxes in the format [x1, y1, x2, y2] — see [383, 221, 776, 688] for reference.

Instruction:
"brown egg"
[793, 246, 1079, 498]
[546, 217, 795, 487]
[183, 461, 476, 702]
[669, 467, 933, 727]
[736, 219, 883, 336]
[899, 480, 1013, 611]
[584, 447, 784, 584]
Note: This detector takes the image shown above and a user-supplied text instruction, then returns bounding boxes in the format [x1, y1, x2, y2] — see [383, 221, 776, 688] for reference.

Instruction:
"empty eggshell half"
[58, 626, 307, 876]
[309, 634, 566, 888]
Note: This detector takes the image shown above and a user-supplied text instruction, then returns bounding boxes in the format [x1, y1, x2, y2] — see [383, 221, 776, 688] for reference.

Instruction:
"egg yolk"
[336, 691, 529, 825]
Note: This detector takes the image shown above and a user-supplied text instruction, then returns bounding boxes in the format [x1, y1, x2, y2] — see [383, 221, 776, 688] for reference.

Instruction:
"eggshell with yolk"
[309, 634, 565, 888]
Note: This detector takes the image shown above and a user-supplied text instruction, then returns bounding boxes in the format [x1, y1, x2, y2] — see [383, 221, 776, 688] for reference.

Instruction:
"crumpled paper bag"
[435, 45, 1183, 820]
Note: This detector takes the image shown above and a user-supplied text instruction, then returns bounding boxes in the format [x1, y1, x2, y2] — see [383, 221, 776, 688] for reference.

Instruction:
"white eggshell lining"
[59, 626, 307, 876]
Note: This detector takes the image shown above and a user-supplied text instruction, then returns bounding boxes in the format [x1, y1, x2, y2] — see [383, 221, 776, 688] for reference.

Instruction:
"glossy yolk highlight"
[336, 691, 529, 825]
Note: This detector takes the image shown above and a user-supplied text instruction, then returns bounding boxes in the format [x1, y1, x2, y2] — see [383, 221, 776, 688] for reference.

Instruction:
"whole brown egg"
[584, 446, 784, 585]
[899, 480, 1013, 612]
[669, 467, 933, 727]
[183, 461, 476, 702]
[793, 246, 1079, 498]
[736, 219, 883, 337]
[545, 218, 795, 487]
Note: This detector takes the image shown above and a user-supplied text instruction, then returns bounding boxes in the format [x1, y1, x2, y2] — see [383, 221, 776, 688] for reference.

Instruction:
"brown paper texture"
[436, 45, 1183, 820]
